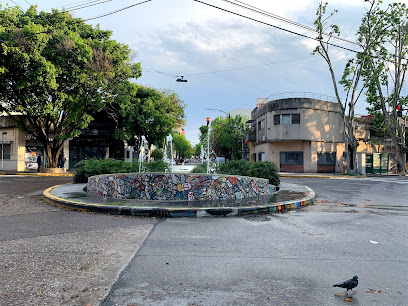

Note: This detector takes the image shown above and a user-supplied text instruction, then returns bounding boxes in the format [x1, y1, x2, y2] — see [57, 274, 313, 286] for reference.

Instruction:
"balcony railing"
[263, 92, 338, 103]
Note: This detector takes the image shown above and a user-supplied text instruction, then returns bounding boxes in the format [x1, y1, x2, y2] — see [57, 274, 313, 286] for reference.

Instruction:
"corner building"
[248, 97, 345, 173]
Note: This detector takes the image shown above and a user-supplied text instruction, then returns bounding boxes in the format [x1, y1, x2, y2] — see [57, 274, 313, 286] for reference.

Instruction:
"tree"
[172, 133, 193, 159]
[150, 148, 164, 160]
[210, 115, 248, 160]
[313, 1, 382, 174]
[105, 82, 185, 149]
[361, 2, 408, 174]
[0, 5, 140, 167]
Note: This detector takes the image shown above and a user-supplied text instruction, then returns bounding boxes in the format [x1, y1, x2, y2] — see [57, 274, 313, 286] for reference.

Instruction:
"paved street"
[0, 175, 156, 306]
[1, 175, 408, 305]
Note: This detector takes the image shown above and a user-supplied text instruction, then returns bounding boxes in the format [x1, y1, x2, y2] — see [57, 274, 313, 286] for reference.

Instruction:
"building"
[247, 95, 401, 173]
[0, 112, 128, 171]
[248, 96, 346, 173]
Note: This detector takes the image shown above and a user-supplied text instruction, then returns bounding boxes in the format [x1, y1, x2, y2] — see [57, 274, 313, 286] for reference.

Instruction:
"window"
[258, 119, 265, 130]
[1, 144, 11, 159]
[280, 151, 303, 165]
[258, 152, 265, 161]
[274, 114, 300, 125]
[317, 152, 336, 165]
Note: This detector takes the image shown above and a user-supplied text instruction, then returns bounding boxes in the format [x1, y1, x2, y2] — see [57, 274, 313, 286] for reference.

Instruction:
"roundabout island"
[43, 172, 315, 218]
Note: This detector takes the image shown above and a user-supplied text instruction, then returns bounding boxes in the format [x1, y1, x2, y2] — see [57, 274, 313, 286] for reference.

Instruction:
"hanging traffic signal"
[206, 117, 210, 127]
[396, 105, 403, 117]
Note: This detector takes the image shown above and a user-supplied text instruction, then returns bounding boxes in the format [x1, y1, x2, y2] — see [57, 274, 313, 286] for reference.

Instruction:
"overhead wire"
[192, 0, 362, 55]
[65, 0, 112, 12]
[222, 0, 359, 46]
[142, 51, 346, 78]
[83, 0, 152, 21]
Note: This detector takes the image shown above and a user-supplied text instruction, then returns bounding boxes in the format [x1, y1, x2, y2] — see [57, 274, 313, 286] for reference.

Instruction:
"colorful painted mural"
[87, 173, 276, 201]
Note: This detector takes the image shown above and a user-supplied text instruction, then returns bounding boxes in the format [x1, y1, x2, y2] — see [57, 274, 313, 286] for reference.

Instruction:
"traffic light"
[396, 105, 403, 117]
[244, 140, 248, 149]
[206, 117, 210, 127]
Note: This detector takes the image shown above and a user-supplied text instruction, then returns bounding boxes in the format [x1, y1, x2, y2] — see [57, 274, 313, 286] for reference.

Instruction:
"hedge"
[192, 160, 280, 186]
[73, 158, 169, 183]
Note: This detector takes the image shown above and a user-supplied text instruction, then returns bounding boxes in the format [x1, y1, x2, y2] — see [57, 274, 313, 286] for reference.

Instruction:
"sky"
[3, 0, 407, 145]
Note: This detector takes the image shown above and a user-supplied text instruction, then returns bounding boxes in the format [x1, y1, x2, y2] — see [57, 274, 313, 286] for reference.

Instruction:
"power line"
[185, 55, 320, 76]
[66, 0, 112, 12]
[142, 51, 345, 78]
[192, 0, 362, 55]
[222, 0, 359, 46]
[83, 0, 152, 21]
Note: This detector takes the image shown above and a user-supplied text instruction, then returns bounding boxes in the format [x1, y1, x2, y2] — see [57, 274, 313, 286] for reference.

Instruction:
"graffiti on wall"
[87, 173, 274, 201]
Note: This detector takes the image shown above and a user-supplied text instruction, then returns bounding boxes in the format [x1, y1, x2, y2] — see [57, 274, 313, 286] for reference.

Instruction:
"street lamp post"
[1, 132, 7, 171]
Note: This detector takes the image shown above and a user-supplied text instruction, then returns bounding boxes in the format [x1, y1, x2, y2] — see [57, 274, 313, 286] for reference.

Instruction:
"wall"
[87, 173, 275, 201]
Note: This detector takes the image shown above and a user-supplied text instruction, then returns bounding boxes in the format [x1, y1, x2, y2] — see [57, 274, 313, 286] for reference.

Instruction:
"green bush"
[247, 161, 280, 186]
[191, 160, 279, 186]
[142, 160, 168, 172]
[150, 149, 164, 160]
[191, 163, 208, 173]
[73, 158, 168, 183]
[218, 160, 251, 176]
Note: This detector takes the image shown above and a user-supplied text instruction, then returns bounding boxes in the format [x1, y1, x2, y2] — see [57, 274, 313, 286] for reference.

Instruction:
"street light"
[1, 132, 7, 171]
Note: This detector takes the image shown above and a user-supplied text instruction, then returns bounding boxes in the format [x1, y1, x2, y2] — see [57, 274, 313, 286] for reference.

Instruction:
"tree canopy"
[172, 133, 193, 159]
[360, 1, 408, 174]
[0, 5, 140, 167]
[210, 115, 249, 160]
[105, 82, 185, 149]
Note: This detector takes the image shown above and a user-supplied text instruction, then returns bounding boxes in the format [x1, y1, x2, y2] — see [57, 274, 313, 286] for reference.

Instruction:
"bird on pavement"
[333, 276, 358, 295]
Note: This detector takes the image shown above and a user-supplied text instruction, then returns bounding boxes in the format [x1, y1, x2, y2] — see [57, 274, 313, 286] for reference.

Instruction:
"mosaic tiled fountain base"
[86, 173, 276, 202]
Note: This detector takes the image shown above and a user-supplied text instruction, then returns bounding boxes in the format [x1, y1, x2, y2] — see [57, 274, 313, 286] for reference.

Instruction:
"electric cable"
[83, 0, 152, 21]
[222, 0, 359, 46]
[192, 0, 362, 55]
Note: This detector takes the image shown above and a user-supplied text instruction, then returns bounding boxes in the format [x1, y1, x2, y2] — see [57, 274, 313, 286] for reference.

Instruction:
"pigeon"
[333, 276, 358, 295]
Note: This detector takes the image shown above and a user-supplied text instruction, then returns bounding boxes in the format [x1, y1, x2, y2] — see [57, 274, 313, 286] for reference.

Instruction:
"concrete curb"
[42, 184, 315, 218]
[0, 171, 73, 177]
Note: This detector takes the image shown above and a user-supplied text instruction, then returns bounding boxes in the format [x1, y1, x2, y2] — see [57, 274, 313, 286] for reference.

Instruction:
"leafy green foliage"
[73, 158, 169, 182]
[210, 115, 249, 160]
[150, 149, 164, 160]
[190, 164, 208, 173]
[247, 161, 280, 186]
[106, 83, 185, 148]
[191, 160, 280, 186]
[142, 160, 168, 172]
[172, 133, 193, 159]
[218, 160, 251, 176]
[0, 6, 140, 167]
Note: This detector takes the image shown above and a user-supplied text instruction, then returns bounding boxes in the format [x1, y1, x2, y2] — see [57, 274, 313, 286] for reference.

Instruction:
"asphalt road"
[103, 176, 408, 306]
[0, 175, 157, 306]
[1, 175, 408, 305]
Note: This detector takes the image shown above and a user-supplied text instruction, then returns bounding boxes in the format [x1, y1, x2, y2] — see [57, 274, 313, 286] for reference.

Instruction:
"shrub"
[191, 160, 280, 186]
[142, 160, 168, 172]
[73, 158, 168, 183]
[191, 163, 208, 173]
[218, 160, 251, 176]
[247, 161, 280, 186]
[150, 149, 164, 160]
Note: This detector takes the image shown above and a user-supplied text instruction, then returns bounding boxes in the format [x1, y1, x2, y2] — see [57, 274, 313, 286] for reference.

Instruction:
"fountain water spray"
[166, 134, 174, 173]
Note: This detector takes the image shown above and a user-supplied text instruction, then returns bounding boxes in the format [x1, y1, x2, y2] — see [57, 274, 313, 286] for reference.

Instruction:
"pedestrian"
[37, 154, 42, 172]
[61, 155, 66, 168]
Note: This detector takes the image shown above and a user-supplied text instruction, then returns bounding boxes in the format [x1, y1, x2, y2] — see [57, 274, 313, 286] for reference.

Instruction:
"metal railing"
[262, 92, 338, 103]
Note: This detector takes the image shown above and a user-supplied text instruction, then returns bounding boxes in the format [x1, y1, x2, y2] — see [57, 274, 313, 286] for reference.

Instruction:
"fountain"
[138, 136, 148, 173]
[165, 134, 174, 173]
